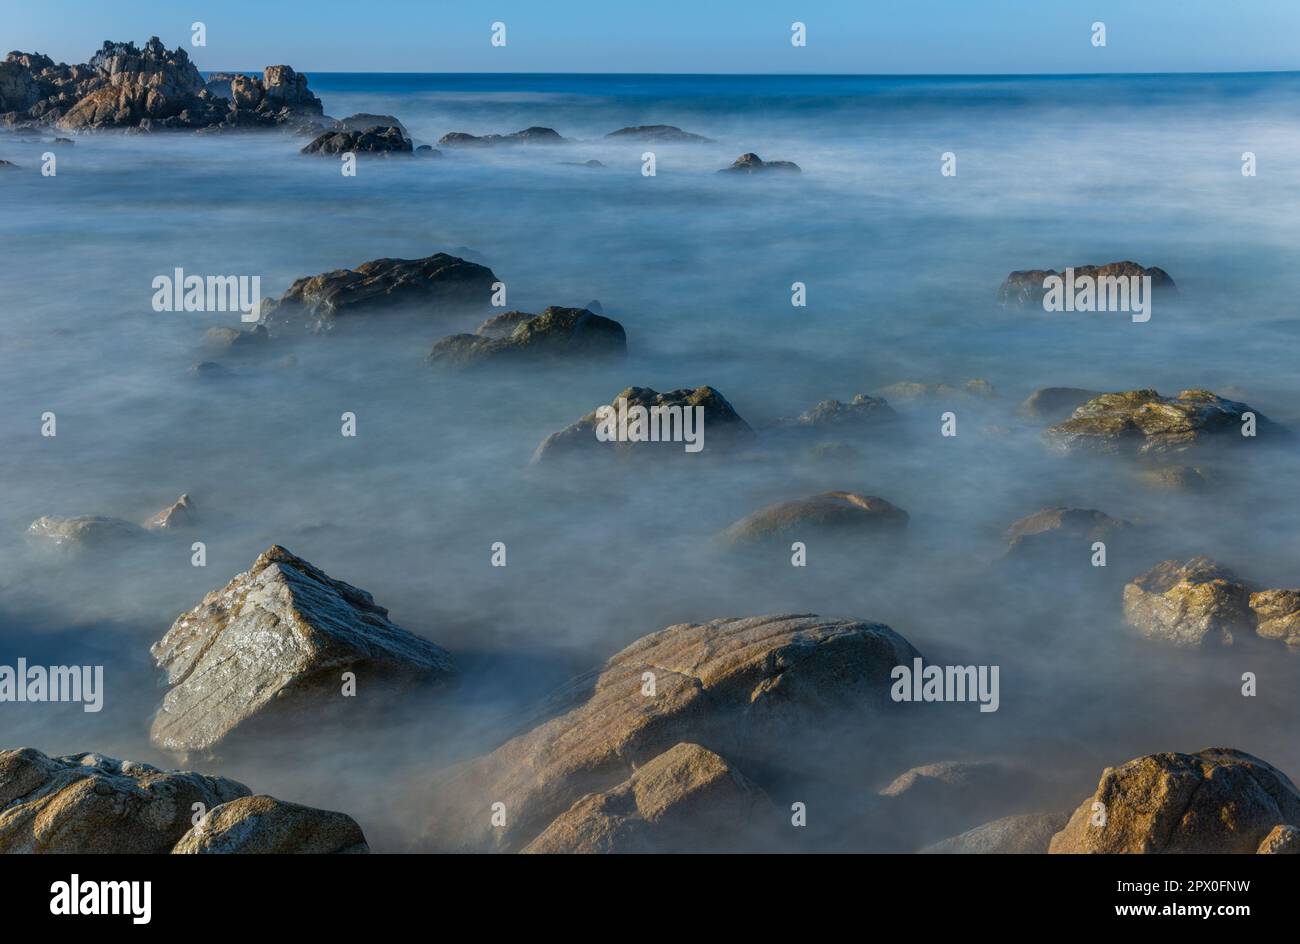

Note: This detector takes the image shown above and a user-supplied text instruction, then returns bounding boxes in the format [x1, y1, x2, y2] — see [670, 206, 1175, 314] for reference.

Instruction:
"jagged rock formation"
[149, 545, 457, 757]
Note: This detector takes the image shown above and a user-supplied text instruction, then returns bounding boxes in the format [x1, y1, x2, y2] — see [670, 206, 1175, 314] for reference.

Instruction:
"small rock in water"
[718, 152, 800, 173]
[720, 491, 908, 547]
[427, 306, 626, 369]
[606, 125, 712, 143]
[144, 493, 195, 531]
[26, 514, 149, 551]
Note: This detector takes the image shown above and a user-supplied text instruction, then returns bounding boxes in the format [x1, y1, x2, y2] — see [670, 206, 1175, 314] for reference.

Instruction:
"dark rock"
[301, 125, 411, 155]
[606, 125, 712, 143]
[436, 126, 564, 147]
[998, 261, 1176, 308]
[1004, 507, 1133, 564]
[718, 152, 800, 174]
[427, 306, 626, 369]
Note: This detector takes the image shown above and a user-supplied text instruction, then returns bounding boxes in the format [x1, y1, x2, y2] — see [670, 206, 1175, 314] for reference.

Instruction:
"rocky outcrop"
[258, 252, 497, 334]
[531, 385, 754, 464]
[474, 310, 534, 339]
[1017, 387, 1100, 422]
[1004, 507, 1132, 563]
[0, 748, 249, 853]
[720, 492, 908, 547]
[1122, 557, 1253, 647]
[768, 394, 897, 430]
[437, 127, 563, 147]
[1248, 589, 1300, 646]
[424, 614, 920, 852]
[1044, 389, 1281, 456]
[301, 125, 411, 155]
[718, 152, 800, 174]
[1, 40, 322, 132]
[144, 493, 195, 531]
[427, 307, 626, 369]
[149, 545, 457, 757]
[173, 795, 368, 854]
[1256, 824, 1300, 854]
[26, 514, 149, 550]
[606, 125, 712, 143]
[335, 113, 409, 139]
[1049, 749, 1300, 853]
[521, 743, 770, 853]
[998, 261, 1176, 308]
[923, 811, 1070, 854]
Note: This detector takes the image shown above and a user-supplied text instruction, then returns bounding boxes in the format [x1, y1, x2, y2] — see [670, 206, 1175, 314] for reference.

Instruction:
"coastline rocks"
[1256, 824, 1300, 854]
[425, 614, 921, 852]
[922, 811, 1070, 854]
[531, 385, 754, 464]
[718, 152, 800, 174]
[26, 514, 148, 550]
[1017, 387, 1100, 423]
[998, 261, 1176, 308]
[1043, 389, 1280, 457]
[427, 306, 626, 369]
[1249, 589, 1300, 646]
[606, 125, 712, 143]
[335, 112, 409, 139]
[149, 545, 457, 757]
[1122, 557, 1253, 647]
[173, 795, 369, 854]
[521, 743, 770, 853]
[1049, 749, 1300, 853]
[258, 252, 497, 334]
[720, 492, 908, 547]
[437, 126, 563, 147]
[301, 125, 411, 155]
[768, 394, 897, 431]
[0, 748, 249, 853]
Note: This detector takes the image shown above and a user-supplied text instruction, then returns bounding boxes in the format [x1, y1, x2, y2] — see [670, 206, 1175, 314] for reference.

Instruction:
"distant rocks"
[1017, 387, 1099, 423]
[335, 113, 409, 140]
[1049, 748, 1300, 853]
[1, 39, 323, 133]
[606, 125, 712, 143]
[531, 385, 754, 464]
[1043, 389, 1281, 457]
[769, 394, 897, 431]
[149, 544, 457, 757]
[258, 252, 497, 334]
[719, 152, 800, 174]
[174, 795, 369, 854]
[437, 126, 564, 147]
[301, 125, 411, 155]
[0, 748, 248, 853]
[522, 743, 770, 854]
[0, 159, 18, 169]
[0, 748, 369, 854]
[26, 514, 148, 550]
[424, 614, 920, 852]
[203, 324, 269, 353]
[1004, 507, 1132, 563]
[923, 812, 1070, 854]
[427, 306, 626, 369]
[879, 379, 993, 402]
[720, 491, 908, 548]
[1122, 556, 1253, 647]
[998, 261, 1176, 308]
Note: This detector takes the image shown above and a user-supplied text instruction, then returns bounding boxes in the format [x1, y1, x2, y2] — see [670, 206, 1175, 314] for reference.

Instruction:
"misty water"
[3, 73, 1299, 850]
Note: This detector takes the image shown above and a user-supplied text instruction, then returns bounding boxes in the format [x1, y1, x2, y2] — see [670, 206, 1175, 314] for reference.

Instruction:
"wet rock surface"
[301, 125, 411, 155]
[427, 306, 626, 369]
[998, 261, 1176, 308]
[1122, 556, 1253, 647]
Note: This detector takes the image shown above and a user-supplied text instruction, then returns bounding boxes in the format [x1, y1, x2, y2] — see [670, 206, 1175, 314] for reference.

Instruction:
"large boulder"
[521, 743, 770, 853]
[1049, 749, 1300, 853]
[301, 125, 411, 156]
[718, 152, 800, 174]
[427, 306, 626, 369]
[173, 795, 368, 853]
[605, 125, 712, 143]
[922, 811, 1070, 854]
[531, 385, 754, 464]
[720, 492, 908, 547]
[998, 261, 1176, 308]
[0, 748, 249, 853]
[1044, 389, 1280, 457]
[258, 253, 497, 334]
[423, 614, 920, 852]
[1122, 556, 1253, 647]
[149, 545, 457, 757]
[436, 127, 563, 147]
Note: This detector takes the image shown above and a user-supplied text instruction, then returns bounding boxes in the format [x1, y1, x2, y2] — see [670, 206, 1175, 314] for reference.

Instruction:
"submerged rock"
[605, 125, 712, 143]
[149, 545, 457, 757]
[144, 493, 195, 531]
[1017, 387, 1100, 423]
[1004, 507, 1132, 564]
[718, 152, 800, 174]
[532, 385, 754, 464]
[26, 514, 148, 550]
[522, 743, 770, 853]
[1049, 748, 1300, 853]
[424, 614, 920, 852]
[258, 252, 497, 334]
[998, 261, 1176, 308]
[1134, 464, 1211, 491]
[923, 811, 1070, 854]
[203, 324, 269, 353]
[0, 748, 249, 853]
[1122, 556, 1253, 647]
[173, 795, 368, 854]
[427, 306, 626, 369]
[301, 125, 411, 155]
[1044, 389, 1281, 457]
[720, 492, 908, 547]
[879, 379, 993, 402]
[768, 394, 897, 430]
[436, 127, 563, 147]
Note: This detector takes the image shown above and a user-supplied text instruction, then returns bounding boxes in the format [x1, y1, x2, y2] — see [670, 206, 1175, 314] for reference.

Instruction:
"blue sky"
[5, 0, 1298, 74]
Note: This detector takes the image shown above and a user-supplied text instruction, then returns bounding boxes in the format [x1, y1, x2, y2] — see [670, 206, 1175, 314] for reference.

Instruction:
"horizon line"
[200, 69, 1300, 78]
